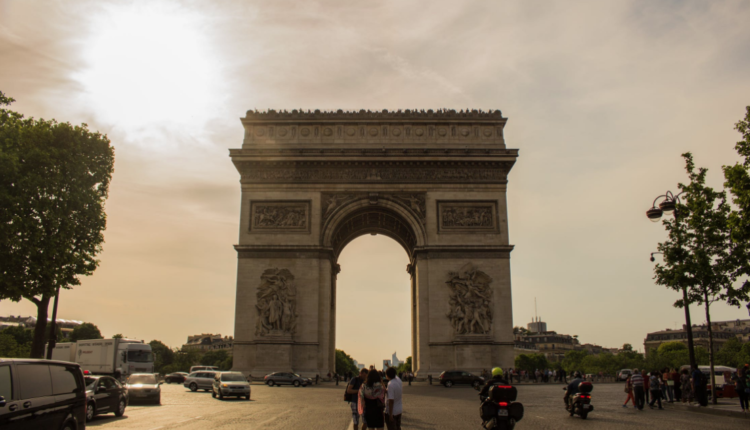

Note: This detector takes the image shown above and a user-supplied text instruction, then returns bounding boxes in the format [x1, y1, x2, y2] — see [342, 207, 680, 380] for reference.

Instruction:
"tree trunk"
[29, 295, 51, 358]
[703, 291, 717, 405]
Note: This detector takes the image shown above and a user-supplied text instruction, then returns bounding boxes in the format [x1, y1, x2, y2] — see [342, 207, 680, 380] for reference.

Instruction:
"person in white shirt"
[385, 367, 403, 430]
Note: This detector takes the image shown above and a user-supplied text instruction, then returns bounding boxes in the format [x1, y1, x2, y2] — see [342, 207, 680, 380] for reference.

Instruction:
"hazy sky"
[1, 0, 750, 368]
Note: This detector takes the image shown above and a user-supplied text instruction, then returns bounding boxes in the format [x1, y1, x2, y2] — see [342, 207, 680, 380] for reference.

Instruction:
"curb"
[665, 402, 749, 420]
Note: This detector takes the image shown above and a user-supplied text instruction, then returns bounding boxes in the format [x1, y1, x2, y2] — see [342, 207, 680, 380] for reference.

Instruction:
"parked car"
[212, 371, 251, 400]
[84, 373, 129, 422]
[184, 371, 221, 392]
[126, 373, 162, 404]
[264, 372, 312, 387]
[616, 369, 632, 382]
[164, 372, 188, 384]
[438, 370, 485, 388]
[189, 365, 219, 373]
[0, 358, 87, 430]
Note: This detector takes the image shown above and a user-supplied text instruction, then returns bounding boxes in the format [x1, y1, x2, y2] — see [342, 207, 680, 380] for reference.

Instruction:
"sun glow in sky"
[75, 3, 222, 140]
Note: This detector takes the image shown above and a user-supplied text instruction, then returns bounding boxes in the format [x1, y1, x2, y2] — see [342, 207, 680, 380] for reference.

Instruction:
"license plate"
[583, 405, 591, 410]
[498, 409, 509, 416]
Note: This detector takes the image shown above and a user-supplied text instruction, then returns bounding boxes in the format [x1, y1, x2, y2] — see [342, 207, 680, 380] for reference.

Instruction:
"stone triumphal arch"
[229, 109, 518, 376]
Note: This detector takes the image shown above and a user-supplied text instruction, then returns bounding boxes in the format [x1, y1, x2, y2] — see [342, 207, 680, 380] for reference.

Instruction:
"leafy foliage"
[149, 340, 174, 374]
[69, 323, 103, 342]
[715, 337, 750, 368]
[335, 349, 358, 375]
[514, 353, 549, 373]
[0, 91, 115, 357]
[396, 356, 412, 374]
[112, 334, 123, 339]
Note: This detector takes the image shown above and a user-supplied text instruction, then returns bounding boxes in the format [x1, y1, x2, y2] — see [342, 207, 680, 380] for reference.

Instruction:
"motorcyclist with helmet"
[479, 367, 510, 400]
[563, 371, 584, 408]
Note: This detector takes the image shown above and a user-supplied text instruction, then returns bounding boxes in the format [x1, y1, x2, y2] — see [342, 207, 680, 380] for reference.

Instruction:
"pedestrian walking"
[662, 368, 673, 402]
[680, 368, 692, 404]
[428, 374, 432, 385]
[408, 372, 412, 386]
[335, 372, 340, 386]
[732, 366, 748, 413]
[622, 374, 636, 408]
[691, 365, 708, 407]
[670, 367, 681, 402]
[631, 368, 645, 410]
[359, 368, 386, 430]
[648, 371, 663, 409]
[346, 368, 368, 430]
[385, 367, 402, 430]
[642, 370, 650, 404]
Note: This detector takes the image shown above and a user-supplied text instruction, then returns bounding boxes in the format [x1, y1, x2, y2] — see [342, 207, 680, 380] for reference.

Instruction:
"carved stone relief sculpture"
[255, 268, 298, 337]
[446, 263, 493, 335]
[250, 201, 310, 232]
[438, 201, 498, 232]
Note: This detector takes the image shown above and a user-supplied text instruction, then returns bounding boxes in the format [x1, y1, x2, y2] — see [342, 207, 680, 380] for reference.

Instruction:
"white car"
[616, 369, 633, 382]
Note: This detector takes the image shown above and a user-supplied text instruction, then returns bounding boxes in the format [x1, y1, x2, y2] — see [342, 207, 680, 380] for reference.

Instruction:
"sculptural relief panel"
[437, 201, 498, 233]
[446, 263, 493, 335]
[250, 200, 310, 233]
[255, 268, 298, 337]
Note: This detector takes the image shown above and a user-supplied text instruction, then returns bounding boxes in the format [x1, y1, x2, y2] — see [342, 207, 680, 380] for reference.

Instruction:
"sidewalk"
[664, 399, 749, 420]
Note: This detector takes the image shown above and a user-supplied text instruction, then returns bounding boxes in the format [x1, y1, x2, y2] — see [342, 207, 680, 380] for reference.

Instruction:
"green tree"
[654, 153, 738, 404]
[562, 350, 589, 373]
[723, 106, 750, 312]
[112, 334, 123, 339]
[0, 92, 115, 357]
[715, 337, 744, 368]
[162, 348, 201, 374]
[622, 343, 633, 351]
[514, 353, 548, 373]
[397, 356, 412, 374]
[657, 342, 687, 354]
[69, 323, 103, 342]
[149, 340, 174, 374]
[335, 349, 357, 375]
[0, 334, 20, 357]
[1, 326, 33, 346]
[200, 350, 230, 368]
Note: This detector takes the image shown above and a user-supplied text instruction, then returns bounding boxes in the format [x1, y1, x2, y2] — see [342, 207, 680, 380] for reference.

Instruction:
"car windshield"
[221, 373, 246, 382]
[293, 373, 302, 378]
[85, 377, 97, 389]
[128, 374, 156, 384]
[128, 350, 154, 363]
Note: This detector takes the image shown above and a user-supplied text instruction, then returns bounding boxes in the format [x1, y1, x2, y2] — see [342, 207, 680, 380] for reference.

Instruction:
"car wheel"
[115, 398, 126, 417]
[246, 395, 251, 400]
[267, 380, 274, 387]
[86, 402, 95, 422]
[189, 383, 198, 392]
[212, 390, 216, 398]
[155, 396, 161, 405]
[293, 380, 301, 387]
[219, 390, 224, 400]
[444, 381, 453, 388]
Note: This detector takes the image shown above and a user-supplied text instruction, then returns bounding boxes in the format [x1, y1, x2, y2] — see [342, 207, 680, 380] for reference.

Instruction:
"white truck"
[46, 338, 154, 379]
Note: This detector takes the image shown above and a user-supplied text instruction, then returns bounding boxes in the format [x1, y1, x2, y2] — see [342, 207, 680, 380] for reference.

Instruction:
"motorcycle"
[474, 383, 524, 430]
[563, 381, 594, 419]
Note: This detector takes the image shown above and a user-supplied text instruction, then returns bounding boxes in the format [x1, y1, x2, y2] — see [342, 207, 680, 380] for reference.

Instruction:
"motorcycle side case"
[509, 402, 524, 421]
[480, 400, 498, 421]
[489, 385, 518, 402]
[578, 382, 593, 393]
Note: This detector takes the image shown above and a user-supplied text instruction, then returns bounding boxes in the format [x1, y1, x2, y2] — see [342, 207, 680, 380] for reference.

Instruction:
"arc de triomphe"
[229, 109, 518, 376]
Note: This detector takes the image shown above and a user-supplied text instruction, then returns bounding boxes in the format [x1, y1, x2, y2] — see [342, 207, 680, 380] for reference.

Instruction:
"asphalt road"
[86, 381, 748, 429]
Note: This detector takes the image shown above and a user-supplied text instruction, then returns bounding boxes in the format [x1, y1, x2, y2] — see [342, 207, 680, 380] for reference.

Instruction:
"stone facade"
[230, 109, 518, 377]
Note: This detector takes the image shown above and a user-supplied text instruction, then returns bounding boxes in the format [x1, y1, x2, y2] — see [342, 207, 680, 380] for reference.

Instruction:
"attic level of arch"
[242, 108, 505, 120]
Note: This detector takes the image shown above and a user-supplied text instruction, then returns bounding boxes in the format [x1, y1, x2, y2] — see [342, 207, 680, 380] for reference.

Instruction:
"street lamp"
[646, 191, 697, 370]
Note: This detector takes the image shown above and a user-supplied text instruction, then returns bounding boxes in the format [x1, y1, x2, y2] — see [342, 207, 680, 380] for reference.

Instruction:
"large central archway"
[230, 109, 518, 377]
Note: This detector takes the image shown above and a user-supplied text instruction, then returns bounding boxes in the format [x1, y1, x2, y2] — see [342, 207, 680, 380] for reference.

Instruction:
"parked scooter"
[475, 383, 524, 430]
[563, 381, 594, 419]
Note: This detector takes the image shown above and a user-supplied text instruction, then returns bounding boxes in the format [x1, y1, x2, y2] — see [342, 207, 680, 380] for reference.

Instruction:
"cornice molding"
[241, 108, 505, 123]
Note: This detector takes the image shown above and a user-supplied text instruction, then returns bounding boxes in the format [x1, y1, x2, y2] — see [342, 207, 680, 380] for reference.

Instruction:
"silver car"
[212, 372, 251, 400]
[264, 372, 311, 387]
[184, 371, 220, 392]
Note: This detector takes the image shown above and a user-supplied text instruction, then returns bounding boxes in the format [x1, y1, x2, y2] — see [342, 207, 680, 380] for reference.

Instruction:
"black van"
[0, 358, 87, 430]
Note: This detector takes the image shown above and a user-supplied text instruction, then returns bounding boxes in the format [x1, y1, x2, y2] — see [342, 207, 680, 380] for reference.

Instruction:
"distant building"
[382, 351, 404, 370]
[643, 320, 746, 357]
[513, 340, 539, 358]
[352, 359, 365, 370]
[182, 334, 234, 351]
[0, 315, 82, 339]
[521, 331, 579, 362]
[527, 317, 547, 334]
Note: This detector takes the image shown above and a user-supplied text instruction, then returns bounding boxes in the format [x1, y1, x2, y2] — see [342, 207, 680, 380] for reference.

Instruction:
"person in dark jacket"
[479, 367, 510, 399]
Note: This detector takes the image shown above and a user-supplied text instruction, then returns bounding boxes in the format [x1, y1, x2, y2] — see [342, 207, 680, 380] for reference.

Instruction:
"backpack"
[344, 378, 360, 402]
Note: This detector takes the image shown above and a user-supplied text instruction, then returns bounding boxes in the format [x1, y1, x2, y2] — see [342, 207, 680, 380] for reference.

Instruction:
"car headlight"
[222, 383, 229, 387]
